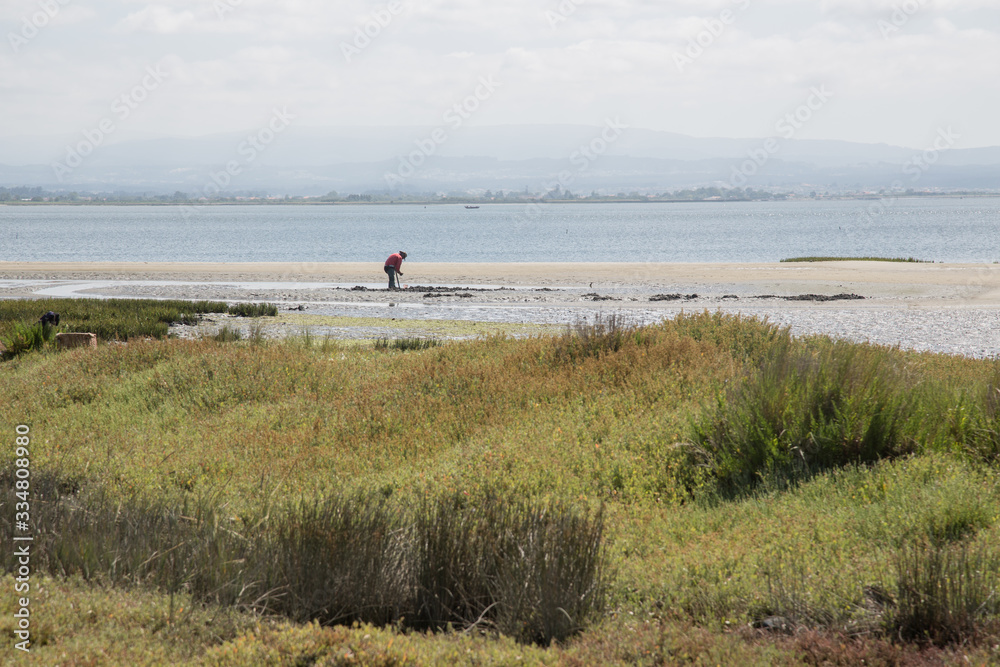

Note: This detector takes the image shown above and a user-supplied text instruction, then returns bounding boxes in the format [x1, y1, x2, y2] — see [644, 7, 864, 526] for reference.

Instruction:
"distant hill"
[2, 125, 999, 194]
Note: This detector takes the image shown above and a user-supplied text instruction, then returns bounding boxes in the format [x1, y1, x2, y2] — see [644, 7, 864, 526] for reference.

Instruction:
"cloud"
[114, 5, 198, 33]
[2, 0, 999, 150]
[818, 0, 997, 16]
[0, 1, 44, 21]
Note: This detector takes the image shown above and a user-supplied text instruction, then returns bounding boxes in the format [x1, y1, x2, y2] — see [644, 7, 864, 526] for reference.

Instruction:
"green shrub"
[228, 302, 278, 317]
[248, 319, 267, 346]
[260, 494, 409, 626]
[0, 470, 608, 646]
[550, 313, 638, 363]
[939, 386, 1000, 464]
[890, 539, 1000, 645]
[667, 311, 787, 366]
[691, 338, 915, 494]
[212, 324, 243, 342]
[1, 321, 50, 359]
[374, 337, 439, 351]
[0, 298, 229, 342]
[413, 490, 608, 643]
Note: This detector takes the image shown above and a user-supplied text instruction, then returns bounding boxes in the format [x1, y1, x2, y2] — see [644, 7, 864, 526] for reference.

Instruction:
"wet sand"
[3, 260, 1000, 303]
[2, 261, 999, 356]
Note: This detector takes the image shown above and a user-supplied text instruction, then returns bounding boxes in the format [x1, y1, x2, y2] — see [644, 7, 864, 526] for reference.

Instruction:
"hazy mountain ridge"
[2, 125, 999, 194]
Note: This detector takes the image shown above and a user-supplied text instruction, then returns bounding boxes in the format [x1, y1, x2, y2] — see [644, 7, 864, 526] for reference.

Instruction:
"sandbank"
[3, 261, 999, 357]
[3, 261, 1000, 303]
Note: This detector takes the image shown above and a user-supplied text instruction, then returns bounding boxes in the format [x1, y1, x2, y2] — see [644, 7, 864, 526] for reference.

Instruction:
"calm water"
[1, 198, 998, 263]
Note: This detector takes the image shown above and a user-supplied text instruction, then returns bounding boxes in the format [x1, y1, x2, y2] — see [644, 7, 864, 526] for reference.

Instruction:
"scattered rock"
[751, 616, 794, 634]
[721, 294, 739, 300]
[404, 285, 504, 293]
[784, 293, 865, 302]
[56, 332, 97, 350]
[649, 294, 699, 302]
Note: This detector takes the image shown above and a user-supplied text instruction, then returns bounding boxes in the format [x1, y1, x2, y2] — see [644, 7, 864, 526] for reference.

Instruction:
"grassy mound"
[2, 309, 999, 662]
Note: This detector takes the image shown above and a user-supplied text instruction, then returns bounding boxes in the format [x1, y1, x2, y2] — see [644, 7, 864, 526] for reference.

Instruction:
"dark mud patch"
[583, 293, 620, 301]
[349, 285, 514, 293]
[649, 294, 699, 302]
[784, 293, 865, 302]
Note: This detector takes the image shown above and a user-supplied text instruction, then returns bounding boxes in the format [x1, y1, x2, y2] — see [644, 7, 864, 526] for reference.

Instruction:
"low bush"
[690, 337, 916, 494]
[228, 302, 278, 317]
[413, 491, 607, 643]
[0, 298, 229, 343]
[374, 337, 439, 351]
[212, 324, 243, 342]
[1, 321, 52, 359]
[940, 385, 1000, 464]
[890, 539, 1000, 645]
[667, 311, 787, 366]
[247, 319, 267, 346]
[0, 470, 608, 646]
[550, 313, 639, 363]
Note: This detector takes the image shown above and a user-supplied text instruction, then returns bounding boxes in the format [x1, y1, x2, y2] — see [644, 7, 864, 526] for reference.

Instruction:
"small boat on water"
[465, 205, 480, 209]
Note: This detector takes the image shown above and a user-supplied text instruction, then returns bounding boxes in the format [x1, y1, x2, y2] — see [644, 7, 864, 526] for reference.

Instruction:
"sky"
[1, 0, 999, 153]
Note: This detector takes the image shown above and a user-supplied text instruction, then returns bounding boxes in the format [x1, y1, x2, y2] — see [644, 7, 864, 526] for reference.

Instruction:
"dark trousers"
[384, 265, 399, 290]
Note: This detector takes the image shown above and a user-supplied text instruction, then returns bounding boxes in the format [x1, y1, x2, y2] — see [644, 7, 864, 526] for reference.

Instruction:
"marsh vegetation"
[2, 309, 999, 664]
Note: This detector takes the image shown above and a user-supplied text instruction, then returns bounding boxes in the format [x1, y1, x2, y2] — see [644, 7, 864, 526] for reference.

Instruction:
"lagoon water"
[1, 198, 998, 264]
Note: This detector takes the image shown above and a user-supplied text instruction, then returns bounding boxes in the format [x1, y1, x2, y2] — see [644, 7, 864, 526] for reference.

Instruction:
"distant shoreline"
[2, 193, 999, 206]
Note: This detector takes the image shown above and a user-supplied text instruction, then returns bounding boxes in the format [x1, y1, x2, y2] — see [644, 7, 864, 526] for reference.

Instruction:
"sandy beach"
[3, 260, 1000, 298]
[2, 261, 1000, 356]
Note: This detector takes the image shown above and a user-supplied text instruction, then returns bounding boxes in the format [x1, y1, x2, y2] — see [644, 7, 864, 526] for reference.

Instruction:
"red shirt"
[385, 253, 404, 271]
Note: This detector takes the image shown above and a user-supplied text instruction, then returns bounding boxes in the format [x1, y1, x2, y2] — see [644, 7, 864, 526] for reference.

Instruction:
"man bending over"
[384, 251, 407, 290]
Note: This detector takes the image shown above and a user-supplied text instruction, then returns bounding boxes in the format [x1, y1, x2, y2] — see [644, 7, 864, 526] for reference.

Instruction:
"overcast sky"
[2, 0, 998, 151]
